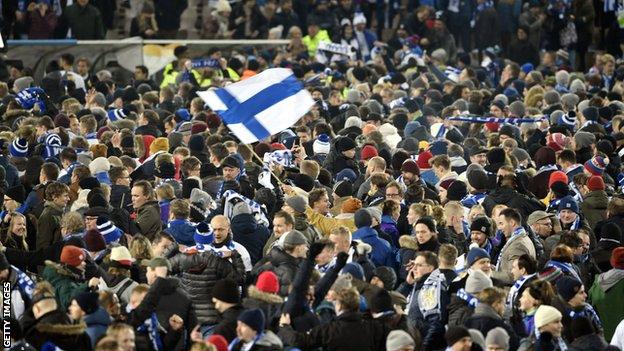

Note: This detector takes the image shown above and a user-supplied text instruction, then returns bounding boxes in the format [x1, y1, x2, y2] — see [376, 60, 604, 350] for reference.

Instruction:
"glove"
[308, 242, 325, 261]
[336, 252, 349, 268]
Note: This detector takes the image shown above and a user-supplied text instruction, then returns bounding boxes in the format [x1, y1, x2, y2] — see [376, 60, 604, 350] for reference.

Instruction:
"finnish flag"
[198, 68, 314, 144]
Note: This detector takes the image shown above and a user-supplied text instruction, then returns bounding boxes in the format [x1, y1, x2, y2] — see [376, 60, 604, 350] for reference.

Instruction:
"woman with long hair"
[1, 212, 28, 251]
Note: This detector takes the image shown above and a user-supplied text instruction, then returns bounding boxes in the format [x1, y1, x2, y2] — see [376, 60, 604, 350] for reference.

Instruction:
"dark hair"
[308, 188, 328, 207]
[557, 149, 576, 164]
[109, 167, 127, 184]
[559, 232, 583, 249]
[133, 180, 154, 199]
[416, 216, 437, 233]
[73, 164, 91, 180]
[135, 65, 148, 76]
[60, 53, 75, 65]
[525, 280, 555, 305]
[209, 143, 229, 162]
[516, 254, 537, 274]
[60, 148, 77, 163]
[273, 210, 295, 226]
[500, 208, 522, 224]
[142, 110, 159, 125]
[41, 162, 60, 181]
[45, 182, 69, 200]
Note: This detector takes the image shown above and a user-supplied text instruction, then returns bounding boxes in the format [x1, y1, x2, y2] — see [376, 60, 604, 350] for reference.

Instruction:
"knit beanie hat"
[386, 330, 415, 351]
[584, 155, 608, 176]
[535, 305, 563, 328]
[255, 271, 280, 294]
[5, 185, 25, 203]
[283, 230, 307, 246]
[465, 269, 493, 294]
[285, 195, 306, 213]
[110, 246, 134, 268]
[149, 137, 169, 154]
[361, 145, 378, 160]
[446, 180, 468, 201]
[60, 245, 85, 267]
[84, 229, 106, 252]
[232, 202, 251, 218]
[611, 247, 624, 269]
[207, 335, 229, 351]
[587, 175, 605, 191]
[74, 292, 100, 314]
[417, 150, 433, 169]
[372, 266, 397, 290]
[574, 131, 596, 149]
[194, 222, 215, 245]
[485, 327, 510, 351]
[548, 171, 569, 188]
[212, 279, 240, 303]
[341, 262, 365, 280]
[333, 180, 353, 198]
[556, 276, 583, 301]
[313, 134, 331, 154]
[582, 106, 599, 121]
[446, 326, 471, 346]
[558, 196, 579, 214]
[401, 159, 420, 175]
[369, 288, 393, 314]
[96, 217, 122, 244]
[470, 217, 491, 236]
[331, 274, 353, 292]
[335, 136, 357, 153]
[9, 138, 28, 158]
[467, 168, 490, 191]
[466, 247, 491, 268]
[188, 134, 205, 152]
[237, 308, 265, 332]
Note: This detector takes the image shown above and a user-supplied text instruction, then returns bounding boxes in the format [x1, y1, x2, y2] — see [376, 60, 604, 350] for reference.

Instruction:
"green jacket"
[588, 269, 624, 340]
[37, 201, 64, 250]
[136, 200, 162, 241]
[42, 261, 88, 312]
[63, 3, 105, 39]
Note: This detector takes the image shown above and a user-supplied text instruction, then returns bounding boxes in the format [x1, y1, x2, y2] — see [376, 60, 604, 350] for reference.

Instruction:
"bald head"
[210, 215, 230, 243]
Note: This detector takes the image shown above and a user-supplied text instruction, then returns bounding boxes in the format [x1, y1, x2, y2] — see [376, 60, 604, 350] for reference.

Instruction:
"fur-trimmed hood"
[3, 108, 30, 121]
[44, 260, 84, 281]
[34, 310, 87, 335]
[399, 235, 419, 250]
[352, 240, 372, 255]
[247, 285, 284, 304]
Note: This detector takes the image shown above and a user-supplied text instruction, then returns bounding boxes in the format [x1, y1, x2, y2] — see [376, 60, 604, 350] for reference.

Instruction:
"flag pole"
[243, 143, 284, 185]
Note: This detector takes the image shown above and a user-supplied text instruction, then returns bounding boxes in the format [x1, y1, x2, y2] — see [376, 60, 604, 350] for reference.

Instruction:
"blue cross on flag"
[198, 68, 315, 144]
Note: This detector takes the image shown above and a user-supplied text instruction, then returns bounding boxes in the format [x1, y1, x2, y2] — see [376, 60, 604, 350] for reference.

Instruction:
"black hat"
[446, 180, 468, 201]
[335, 136, 356, 153]
[470, 216, 492, 235]
[372, 266, 397, 290]
[571, 316, 595, 340]
[445, 326, 471, 346]
[5, 185, 25, 203]
[601, 222, 622, 243]
[79, 176, 100, 190]
[486, 147, 506, 165]
[467, 168, 490, 191]
[291, 173, 315, 192]
[84, 206, 109, 218]
[221, 155, 241, 169]
[369, 288, 393, 314]
[182, 178, 200, 199]
[154, 162, 176, 179]
[74, 292, 100, 315]
[211, 278, 241, 304]
[87, 189, 108, 208]
[333, 180, 353, 198]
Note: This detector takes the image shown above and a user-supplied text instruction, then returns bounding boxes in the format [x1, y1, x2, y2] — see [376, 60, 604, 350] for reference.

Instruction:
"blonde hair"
[444, 201, 464, 218]
[7, 212, 28, 250]
[409, 203, 432, 217]
[61, 211, 85, 234]
[156, 183, 175, 200]
[129, 235, 153, 261]
[329, 226, 352, 242]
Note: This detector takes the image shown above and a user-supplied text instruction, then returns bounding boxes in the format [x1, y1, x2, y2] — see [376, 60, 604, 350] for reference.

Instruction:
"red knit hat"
[206, 113, 221, 129]
[417, 150, 433, 169]
[547, 132, 567, 152]
[271, 143, 286, 151]
[191, 122, 208, 135]
[60, 245, 85, 267]
[611, 247, 624, 269]
[587, 175, 605, 191]
[255, 271, 280, 294]
[548, 171, 568, 188]
[361, 145, 378, 160]
[401, 159, 420, 175]
[485, 122, 499, 132]
[206, 335, 228, 351]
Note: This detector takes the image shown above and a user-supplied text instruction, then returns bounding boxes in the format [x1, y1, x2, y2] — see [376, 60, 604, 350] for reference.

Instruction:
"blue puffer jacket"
[231, 213, 270, 265]
[84, 307, 111, 348]
[351, 226, 393, 267]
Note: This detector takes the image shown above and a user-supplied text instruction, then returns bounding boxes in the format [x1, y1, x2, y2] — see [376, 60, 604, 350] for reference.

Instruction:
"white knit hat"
[534, 305, 562, 329]
[313, 134, 331, 154]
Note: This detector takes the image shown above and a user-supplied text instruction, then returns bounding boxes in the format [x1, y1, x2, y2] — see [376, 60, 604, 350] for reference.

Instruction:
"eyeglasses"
[386, 193, 401, 198]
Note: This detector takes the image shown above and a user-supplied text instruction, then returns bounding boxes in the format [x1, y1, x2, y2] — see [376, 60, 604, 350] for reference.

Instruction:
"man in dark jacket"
[109, 166, 132, 212]
[129, 257, 197, 350]
[58, 0, 105, 39]
[211, 279, 245, 342]
[231, 208, 270, 265]
[278, 287, 389, 350]
[23, 282, 93, 350]
[591, 223, 622, 272]
[154, 0, 188, 39]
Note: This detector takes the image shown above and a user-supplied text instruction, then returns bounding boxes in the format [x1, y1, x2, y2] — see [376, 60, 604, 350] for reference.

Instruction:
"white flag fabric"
[198, 68, 314, 144]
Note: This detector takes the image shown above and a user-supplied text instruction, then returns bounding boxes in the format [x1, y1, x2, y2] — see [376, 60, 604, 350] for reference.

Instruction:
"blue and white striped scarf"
[506, 273, 536, 312]
[456, 288, 479, 308]
[223, 190, 269, 228]
[12, 265, 34, 299]
[447, 116, 546, 125]
[137, 312, 163, 351]
[545, 260, 582, 282]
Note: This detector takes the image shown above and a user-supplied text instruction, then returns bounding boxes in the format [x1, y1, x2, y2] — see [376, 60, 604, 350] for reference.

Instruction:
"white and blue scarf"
[136, 312, 164, 351]
[457, 288, 479, 308]
[12, 265, 34, 299]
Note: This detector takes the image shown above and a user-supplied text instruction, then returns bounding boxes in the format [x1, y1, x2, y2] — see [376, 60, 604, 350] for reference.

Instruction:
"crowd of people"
[0, 1, 624, 350]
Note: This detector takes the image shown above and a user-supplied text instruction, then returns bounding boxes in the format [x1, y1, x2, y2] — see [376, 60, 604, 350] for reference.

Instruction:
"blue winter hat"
[194, 222, 214, 245]
[175, 108, 192, 122]
[335, 168, 357, 183]
[558, 196, 579, 214]
[9, 138, 28, 158]
[107, 108, 129, 122]
[521, 63, 534, 74]
[96, 217, 122, 244]
[15, 87, 46, 110]
[340, 262, 365, 280]
[466, 247, 490, 268]
[558, 111, 576, 130]
[429, 140, 447, 156]
[237, 308, 265, 332]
